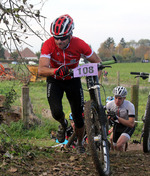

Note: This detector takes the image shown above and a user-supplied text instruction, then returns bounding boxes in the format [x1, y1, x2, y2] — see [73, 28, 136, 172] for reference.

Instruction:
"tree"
[122, 47, 135, 62]
[36, 51, 41, 60]
[138, 39, 150, 47]
[97, 37, 116, 59]
[126, 40, 138, 48]
[11, 51, 18, 60]
[0, 0, 50, 85]
[104, 37, 115, 49]
[115, 44, 123, 55]
[144, 50, 150, 61]
[97, 42, 111, 59]
[0, 0, 49, 55]
[119, 38, 126, 48]
[0, 42, 5, 59]
[98, 37, 150, 62]
[135, 45, 150, 59]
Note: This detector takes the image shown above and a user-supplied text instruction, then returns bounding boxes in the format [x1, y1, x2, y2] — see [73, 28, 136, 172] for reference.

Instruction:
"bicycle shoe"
[57, 119, 68, 143]
[76, 145, 86, 154]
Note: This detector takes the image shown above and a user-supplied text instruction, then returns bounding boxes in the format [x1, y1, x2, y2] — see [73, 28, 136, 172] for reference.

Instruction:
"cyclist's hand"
[107, 111, 116, 118]
[54, 65, 69, 77]
[107, 111, 119, 123]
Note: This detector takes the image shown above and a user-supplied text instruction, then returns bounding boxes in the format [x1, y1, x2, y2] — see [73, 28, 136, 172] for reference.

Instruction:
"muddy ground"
[0, 142, 150, 176]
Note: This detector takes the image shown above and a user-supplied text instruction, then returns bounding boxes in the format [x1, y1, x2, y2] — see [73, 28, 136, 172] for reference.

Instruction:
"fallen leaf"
[8, 167, 18, 173]
[53, 167, 60, 171]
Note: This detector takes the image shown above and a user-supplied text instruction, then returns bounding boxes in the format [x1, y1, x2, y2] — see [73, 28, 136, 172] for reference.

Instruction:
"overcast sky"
[28, 0, 150, 53]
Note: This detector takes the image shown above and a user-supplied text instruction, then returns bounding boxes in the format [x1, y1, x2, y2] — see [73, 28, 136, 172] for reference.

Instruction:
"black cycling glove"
[54, 65, 69, 77]
[107, 111, 119, 123]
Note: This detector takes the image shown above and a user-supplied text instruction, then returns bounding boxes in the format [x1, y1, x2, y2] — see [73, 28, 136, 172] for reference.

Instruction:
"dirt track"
[0, 142, 150, 176]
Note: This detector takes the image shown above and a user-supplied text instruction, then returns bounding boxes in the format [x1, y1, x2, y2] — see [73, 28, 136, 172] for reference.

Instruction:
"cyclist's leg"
[75, 126, 85, 144]
[47, 80, 64, 119]
[47, 80, 68, 143]
[112, 131, 121, 150]
[109, 132, 114, 150]
[116, 126, 135, 151]
[65, 78, 85, 153]
[116, 134, 129, 151]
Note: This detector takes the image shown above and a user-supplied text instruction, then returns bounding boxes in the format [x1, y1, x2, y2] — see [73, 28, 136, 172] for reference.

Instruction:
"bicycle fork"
[87, 76, 108, 141]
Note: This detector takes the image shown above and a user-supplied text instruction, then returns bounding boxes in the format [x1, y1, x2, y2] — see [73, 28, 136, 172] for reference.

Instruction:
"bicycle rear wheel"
[84, 100, 110, 176]
[143, 95, 150, 153]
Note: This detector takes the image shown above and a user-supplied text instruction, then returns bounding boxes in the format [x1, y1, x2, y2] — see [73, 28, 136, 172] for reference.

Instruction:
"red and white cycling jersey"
[40, 36, 93, 69]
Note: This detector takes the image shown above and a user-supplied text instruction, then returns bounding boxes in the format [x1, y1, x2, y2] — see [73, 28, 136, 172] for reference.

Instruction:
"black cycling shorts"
[47, 77, 84, 128]
[113, 123, 135, 143]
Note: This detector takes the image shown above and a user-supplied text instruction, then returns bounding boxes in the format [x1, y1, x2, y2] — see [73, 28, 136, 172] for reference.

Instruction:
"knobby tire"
[84, 100, 110, 176]
[143, 95, 150, 153]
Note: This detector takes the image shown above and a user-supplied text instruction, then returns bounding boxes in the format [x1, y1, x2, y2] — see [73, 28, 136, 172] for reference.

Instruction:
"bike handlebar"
[63, 56, 117, 78]
[130, 72, 149, 76]
[130, 72, 150, 80]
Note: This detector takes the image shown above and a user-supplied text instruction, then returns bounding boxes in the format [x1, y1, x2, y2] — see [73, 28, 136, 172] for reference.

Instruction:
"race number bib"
[73, 63, 98, 78]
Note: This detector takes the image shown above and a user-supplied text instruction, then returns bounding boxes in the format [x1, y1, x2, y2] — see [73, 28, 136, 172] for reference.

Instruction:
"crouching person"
[106, 86, 135, 151]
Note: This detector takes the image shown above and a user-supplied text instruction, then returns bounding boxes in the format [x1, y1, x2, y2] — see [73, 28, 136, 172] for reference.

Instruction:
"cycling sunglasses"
[54, 35, 69, 41]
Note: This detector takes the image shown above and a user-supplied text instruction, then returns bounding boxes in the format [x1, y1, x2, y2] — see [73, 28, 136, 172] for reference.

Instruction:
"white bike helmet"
[113, 86, 127, 97]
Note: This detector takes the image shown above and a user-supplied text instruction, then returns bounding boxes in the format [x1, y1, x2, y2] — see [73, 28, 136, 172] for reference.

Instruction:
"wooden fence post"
[117, 71, 120, 86]
[21, 85, 29, 129]
[131, 85, 139, 121]
[136, 77, 139, 86]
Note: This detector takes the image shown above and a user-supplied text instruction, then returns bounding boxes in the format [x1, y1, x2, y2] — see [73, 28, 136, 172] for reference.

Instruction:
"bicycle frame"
[66, 57, 117, 175]
[86, 75, 108, 136]
[86, 75, 102, 106]
[84, 73, 111, 176]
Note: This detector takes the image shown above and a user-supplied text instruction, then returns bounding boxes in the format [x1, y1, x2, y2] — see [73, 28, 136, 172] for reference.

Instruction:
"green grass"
[0, 62, 150, 146]
[103, 62, 150, 86]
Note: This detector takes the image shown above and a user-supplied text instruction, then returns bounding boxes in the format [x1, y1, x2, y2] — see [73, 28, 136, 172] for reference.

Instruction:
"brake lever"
[134, 76, 140, 78]
[135, 75, 149, 80]
[112, 56, 117, 63]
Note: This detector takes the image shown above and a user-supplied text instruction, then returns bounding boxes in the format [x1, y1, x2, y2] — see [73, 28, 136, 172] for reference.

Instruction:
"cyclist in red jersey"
[38, 14, 101, 153]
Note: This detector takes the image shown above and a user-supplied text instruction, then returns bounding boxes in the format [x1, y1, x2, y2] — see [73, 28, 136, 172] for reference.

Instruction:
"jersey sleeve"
[128, 102, 135, 117]
[74, 37, 93, 59]
[40, 38, 53, 59]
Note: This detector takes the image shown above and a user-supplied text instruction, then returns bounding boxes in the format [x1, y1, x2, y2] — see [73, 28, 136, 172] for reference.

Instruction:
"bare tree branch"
[0, 0, 50, 52]
[0, 0, 50, 84]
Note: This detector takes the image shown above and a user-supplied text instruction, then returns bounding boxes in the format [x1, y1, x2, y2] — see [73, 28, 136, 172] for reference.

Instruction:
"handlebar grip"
[101, 60, 115, 66]
[130, 72, 140, 75]
[101, 56, 117, 65]
[130, 72, 149, 76]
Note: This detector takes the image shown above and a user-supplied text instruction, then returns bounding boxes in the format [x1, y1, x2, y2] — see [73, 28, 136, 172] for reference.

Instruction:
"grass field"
[103, 62, 150, 86]
[0, 62, 150, 144]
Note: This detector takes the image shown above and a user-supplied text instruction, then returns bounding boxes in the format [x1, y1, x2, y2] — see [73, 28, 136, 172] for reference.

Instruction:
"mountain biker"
[38, 14, 101, 153]
[106, 86, 135, 151]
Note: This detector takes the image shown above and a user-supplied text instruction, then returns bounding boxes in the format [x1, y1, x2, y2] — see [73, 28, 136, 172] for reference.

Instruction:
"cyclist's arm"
[38, 57, 55, 77]
[87, 52, 102, 77]
[118, 116, 135, 128]
[87, 52, 102, 63]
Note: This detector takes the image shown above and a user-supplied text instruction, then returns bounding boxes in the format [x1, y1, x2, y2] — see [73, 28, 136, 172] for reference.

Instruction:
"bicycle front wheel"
[84, 100, 110, 176]
[143, 95, 150, 153]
